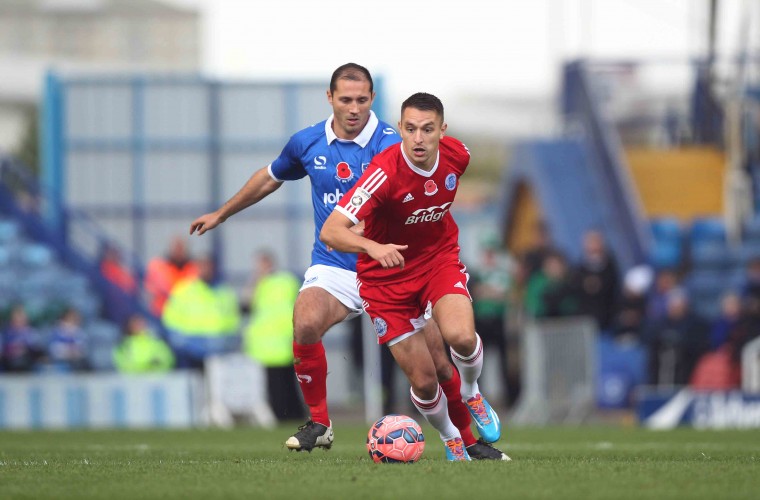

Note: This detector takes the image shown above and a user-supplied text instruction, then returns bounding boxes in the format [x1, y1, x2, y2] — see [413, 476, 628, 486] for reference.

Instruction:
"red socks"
[439, 366, 477, 447]
[293, 341, 329, 426]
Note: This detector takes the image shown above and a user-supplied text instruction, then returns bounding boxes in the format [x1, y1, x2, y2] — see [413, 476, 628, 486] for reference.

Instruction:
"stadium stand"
[0, 156, 131, 372]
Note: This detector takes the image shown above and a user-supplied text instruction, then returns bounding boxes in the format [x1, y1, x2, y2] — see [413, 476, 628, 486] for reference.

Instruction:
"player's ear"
[326, 90, 333, 105]
[440, 122, 447, 137]
[370, 91, 376, 104]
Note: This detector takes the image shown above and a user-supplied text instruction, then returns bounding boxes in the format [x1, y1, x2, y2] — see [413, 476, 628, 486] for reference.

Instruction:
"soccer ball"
[366, 414, 425, 463]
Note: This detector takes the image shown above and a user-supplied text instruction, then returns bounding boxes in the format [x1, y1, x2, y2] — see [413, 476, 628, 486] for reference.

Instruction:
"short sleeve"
[269, 135, 308, 181]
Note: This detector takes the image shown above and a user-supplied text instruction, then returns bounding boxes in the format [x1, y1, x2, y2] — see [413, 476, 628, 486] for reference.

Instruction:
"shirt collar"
[401, 145, 439, 177]
[325, 110, 379, 148]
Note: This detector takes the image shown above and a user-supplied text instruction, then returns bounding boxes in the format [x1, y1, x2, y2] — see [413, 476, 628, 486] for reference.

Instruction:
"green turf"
[0, 423, 758, 499]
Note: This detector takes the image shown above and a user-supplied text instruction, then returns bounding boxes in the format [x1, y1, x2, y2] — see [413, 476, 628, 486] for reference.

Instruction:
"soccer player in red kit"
[321, 93, 508, 461]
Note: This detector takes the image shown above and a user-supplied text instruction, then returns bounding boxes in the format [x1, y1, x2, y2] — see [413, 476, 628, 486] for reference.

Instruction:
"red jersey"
[335, 135, 470, 284]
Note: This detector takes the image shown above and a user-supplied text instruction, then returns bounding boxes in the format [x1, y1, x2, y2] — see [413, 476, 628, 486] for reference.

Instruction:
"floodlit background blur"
[2, 0, 760, 430]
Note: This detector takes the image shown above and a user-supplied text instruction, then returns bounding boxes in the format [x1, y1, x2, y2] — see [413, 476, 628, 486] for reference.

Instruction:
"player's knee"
[409, 374, 439, 400]
[448, 332, 477, 358]
[293, 319, 323, 345]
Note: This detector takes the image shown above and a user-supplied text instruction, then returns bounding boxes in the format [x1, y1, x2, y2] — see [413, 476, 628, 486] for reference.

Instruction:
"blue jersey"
[268, 111, 401, 271]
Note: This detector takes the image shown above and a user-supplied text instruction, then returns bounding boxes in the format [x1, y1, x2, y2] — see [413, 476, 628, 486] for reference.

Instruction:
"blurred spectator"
[145, 236, 199, 316]
[646, 268, 682, 323]
[162, 256, 240, 369]
[523, 251, 578, 318]
[470, 236, 513, 406]
[243, 251, 304, 421]
[99, 243, 138, 325]
[708, 292, 742, 351]
[690, 291, 744, 391]
[2, 304, 44, 372]
[571, 230, 620, 332]
[47, 308, 89, 372]
[726, 295, 760, 366]
[99, 244, 137, 295]
[537, 251, 580, 318]
[112, 314, 175, 374]
[643, 289, 709, 386]
[521, 220, 557, 279]
[610, 265, 653, 342]
[740, 256, 760, 303]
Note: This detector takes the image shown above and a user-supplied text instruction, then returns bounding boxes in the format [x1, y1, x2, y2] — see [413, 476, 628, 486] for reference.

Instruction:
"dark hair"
[401, 92, 444, 122]
[330, 63, 373, 93]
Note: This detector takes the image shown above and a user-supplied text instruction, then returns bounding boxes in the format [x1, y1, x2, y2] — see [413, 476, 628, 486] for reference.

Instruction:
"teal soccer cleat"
[443, 437, 471, 461]
[465, 394, 501, 443]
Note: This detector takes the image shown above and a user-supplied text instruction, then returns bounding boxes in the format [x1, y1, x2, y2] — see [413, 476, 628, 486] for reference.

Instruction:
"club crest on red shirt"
[335, 161, 354, 182]
[424, 179, 438, 196]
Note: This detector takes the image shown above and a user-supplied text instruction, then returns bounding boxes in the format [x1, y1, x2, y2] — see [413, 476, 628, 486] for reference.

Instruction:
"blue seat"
[649, 218, 685, 269]
[737, 242, 760, 264]
[744, 214, 760, 240]
[690, 217, 727, 254]
[686, 270, 726, 294]
[596, 337, 647, 409]
[0, 219, 20, 245]
[649, 241, 683, 269]
[0, 245, 11, 268]
[691, 242, 734, 271]
[17, 243, 55, 269]
[650, 217, 683, 242]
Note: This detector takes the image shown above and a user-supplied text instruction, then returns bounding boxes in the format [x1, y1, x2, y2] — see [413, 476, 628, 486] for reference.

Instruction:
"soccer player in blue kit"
[190, 63, 507, 460]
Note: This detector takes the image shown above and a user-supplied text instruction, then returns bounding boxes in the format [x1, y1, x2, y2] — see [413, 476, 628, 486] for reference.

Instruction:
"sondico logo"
[314, 156, 327, 170]
[323, 189, 344, 205]
[405, 202, 452, 224]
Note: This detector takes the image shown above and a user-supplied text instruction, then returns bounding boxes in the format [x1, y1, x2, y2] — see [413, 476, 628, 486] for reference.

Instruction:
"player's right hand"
[367, 243, 408, 270]
[190, 212, 223, 236]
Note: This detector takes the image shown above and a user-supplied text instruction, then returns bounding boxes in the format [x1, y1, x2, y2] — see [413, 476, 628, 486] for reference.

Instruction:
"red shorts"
[358, 261, 472, 345]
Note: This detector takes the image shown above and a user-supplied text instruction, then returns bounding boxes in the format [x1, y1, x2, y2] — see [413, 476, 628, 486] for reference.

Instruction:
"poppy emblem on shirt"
[445, 173, 457, 191]
[374, 317, 388, 337]
[335, 162, 354, 183]
[424, 179, 438, 196]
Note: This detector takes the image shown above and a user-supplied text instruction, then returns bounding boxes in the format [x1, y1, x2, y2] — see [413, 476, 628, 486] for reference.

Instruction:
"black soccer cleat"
[285, 420, 334, 452]
[466, 438, 512, 461]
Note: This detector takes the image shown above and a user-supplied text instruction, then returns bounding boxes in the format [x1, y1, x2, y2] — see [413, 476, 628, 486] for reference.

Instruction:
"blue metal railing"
[562, 61, 650, 269]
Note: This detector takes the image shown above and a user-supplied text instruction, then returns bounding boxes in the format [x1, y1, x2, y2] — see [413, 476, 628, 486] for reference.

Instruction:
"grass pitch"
[1, 424, 758, 499]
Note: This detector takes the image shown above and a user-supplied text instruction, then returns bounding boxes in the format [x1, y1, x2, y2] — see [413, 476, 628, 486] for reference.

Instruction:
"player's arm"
[320, 212, 407, 269]
[190, 166, 282, 235]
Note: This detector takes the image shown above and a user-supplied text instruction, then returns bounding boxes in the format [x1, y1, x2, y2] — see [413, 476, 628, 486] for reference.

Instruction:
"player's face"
[327, 79, 375, 141]
[398, 107, 447, 170]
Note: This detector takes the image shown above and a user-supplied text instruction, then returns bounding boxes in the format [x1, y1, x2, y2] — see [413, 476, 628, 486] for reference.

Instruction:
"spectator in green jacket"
[113, 314, 175, 373]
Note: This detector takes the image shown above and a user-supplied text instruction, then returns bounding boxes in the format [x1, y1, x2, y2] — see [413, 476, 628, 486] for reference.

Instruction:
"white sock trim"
[450, 334, 482, 363]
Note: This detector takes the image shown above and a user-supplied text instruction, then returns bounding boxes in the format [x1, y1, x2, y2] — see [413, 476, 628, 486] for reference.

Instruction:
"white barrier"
[742, 336, 760, 394]
[511, 316, 597, 425]
[204, 353, 276, 428]
[0, 371, 204, 429]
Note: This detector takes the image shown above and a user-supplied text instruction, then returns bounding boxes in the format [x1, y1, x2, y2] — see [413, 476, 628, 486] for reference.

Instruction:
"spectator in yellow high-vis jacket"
[113, 314, 175, 373]
[162, 256, 241, 369]
[244, 251, 304, 421]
